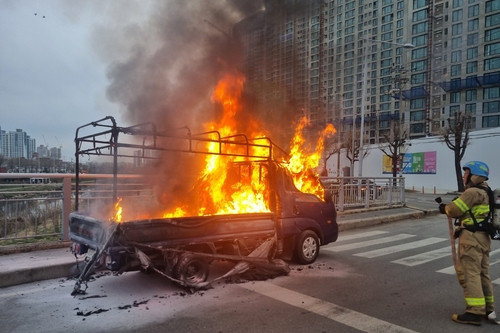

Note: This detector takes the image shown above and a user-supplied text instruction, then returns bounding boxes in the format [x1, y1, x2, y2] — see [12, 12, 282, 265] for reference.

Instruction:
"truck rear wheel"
[173, 253, 209, 287]
[295, 230, 319, 264]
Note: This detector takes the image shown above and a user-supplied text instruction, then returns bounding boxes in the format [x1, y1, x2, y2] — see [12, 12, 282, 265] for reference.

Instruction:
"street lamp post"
[357, 38, 414, 177]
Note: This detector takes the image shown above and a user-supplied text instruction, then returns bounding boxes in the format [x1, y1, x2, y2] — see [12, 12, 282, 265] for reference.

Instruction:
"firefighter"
[441, 161, 497, 325]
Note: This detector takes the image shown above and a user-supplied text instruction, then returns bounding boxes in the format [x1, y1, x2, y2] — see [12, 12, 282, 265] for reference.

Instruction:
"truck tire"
[173, 253, 209, 287]
[295, 230, 319, 264]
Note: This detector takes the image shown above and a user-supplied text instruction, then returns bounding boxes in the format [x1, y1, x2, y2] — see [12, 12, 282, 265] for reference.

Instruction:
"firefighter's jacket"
[445, 178, 490, 231]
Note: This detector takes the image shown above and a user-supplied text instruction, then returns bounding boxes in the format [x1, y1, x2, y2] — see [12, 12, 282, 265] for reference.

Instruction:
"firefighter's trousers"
[458, 230, 495, 315]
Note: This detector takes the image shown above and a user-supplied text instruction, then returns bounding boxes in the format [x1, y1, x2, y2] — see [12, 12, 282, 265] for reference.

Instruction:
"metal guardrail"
[0, 173, 146, 243]
[0, 173, 405, 243]
[321, 176, 405, 212]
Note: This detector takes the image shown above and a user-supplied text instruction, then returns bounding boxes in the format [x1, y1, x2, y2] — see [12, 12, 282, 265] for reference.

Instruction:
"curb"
[338, 208, 440, 231]
[0, 241, 71, 256]
[0, 261, 80, 288]
[338, 211, 426, 231]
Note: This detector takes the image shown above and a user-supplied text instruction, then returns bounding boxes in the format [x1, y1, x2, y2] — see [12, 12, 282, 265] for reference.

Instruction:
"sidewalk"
[0, 192, 456, 288]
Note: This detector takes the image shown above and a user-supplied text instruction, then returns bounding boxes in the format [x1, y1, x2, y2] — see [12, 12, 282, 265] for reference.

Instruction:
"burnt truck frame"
[69, 116, 338, 293]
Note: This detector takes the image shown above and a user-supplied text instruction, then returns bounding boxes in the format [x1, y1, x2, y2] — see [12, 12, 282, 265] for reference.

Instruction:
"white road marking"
[392, 246, 451, 266]
[242, 281, 418, 333]
[355, 237, 446, 258]
[323, 234, 415, 252]
[335, 230, 389, 242]
[436, 266, 456, 275]
[437, 248, 500, 284]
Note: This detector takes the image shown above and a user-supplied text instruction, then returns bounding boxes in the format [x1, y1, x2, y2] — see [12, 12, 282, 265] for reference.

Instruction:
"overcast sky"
[0, 0, 121, 159]
[1, 0, 263, 161]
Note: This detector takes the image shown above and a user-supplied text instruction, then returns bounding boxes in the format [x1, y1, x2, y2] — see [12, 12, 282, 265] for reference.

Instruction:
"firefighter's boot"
[451, 312, 482, 326]
[487, 311, 500, 325]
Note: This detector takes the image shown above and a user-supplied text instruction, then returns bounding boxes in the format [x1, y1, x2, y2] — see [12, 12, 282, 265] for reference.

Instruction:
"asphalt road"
[1, 214, 499, 333]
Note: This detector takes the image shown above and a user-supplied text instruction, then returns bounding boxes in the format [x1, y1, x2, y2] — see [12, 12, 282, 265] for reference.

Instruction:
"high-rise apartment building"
[235, 0, 500, 145]
[0, 128, 37, 159]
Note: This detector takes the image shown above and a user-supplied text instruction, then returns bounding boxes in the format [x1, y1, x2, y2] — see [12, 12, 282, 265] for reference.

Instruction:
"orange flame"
[113, 197, 123, 222]
[198, 73, 270, 215]
[116, 72, 336, 221]
[285, 117, 336, 199]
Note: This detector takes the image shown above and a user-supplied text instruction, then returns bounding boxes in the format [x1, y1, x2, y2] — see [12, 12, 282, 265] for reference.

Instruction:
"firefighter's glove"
[439, 203, 446, 214]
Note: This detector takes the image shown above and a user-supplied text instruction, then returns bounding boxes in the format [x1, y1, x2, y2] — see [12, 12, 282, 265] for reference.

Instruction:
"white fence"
[321, 176, 405, 211]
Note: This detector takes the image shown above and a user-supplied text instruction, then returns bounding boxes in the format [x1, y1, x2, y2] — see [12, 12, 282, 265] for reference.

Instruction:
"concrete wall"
[326, 128, 500, 194]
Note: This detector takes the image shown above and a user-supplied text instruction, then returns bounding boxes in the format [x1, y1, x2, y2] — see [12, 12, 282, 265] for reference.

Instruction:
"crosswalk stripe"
[392, 246, 451, 266]
[438, 248, 500, 276]
[336, 230, 388, 242]
[323, 234, 415, 252]
[326, 232, 500, 285]
[241, 281, 418, 333]
[436, 266, 456, 275]
[354, 237, 447, 258]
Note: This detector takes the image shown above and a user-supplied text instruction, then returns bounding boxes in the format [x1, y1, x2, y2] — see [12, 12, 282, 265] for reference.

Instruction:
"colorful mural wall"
[383, 151, 436, 174]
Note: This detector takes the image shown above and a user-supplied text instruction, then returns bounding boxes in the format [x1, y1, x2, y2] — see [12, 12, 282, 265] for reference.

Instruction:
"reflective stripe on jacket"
[445, 184, 490, 226]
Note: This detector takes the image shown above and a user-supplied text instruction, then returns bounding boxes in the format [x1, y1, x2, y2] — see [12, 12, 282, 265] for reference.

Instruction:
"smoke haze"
[82, 0, 266, 213]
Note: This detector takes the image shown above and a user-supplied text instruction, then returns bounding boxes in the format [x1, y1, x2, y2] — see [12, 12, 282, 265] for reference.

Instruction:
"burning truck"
[69, 75, 338, 294]
[69, 116, 338, 294]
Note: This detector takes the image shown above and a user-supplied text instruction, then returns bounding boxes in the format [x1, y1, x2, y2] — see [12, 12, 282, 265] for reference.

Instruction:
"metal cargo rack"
[73, 116, 289, 210]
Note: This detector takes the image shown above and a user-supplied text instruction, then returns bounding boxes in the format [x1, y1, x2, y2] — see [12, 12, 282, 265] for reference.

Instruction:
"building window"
[467, 33, 478, 46]
[411, 72, 426, 84]
[450, 105, 461, 115]
[380, 102, 391, 111]
[450, 91, 461, 103]
[452, 37, 463, 49]
[413, 9, 427, 22]
[412, 22, 428, 34]
[468, 18, 479, 32]
[465, 103, 476, 114]
[467, 47, 478, 59]
[412, 34, 428, 46]
[414, 0, 428, 10]
[413, 59, 427, 71]
[452, 9, 463, 22]
[485, 42, 500, 56]
[410, 110, 425, 121]
[451, 64, 462, 76]
[483, 101, 500, 113]
[382, 23, 394, 32]
[486, 27, 500, 41]
[483, 115, 500, 127]
[486, 13, 500, 27]
[451, 50, 462, 63]
[468, 4, 479, 17]
[412, 47, 427, 59]
[452, 23, 462, 36]
[410, 123, 425, 133]
[382, 5, 394, 15]
[484, 86, 500, 99]
[486, 0, 500, 12]
[465, 89, 477, 101]
[410, 97, 426, 109]
[466, 61, 478, 73]
[484, 57, 500, 70]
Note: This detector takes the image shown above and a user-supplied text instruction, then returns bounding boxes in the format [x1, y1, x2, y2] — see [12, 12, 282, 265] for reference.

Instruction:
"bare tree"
[379, 121, 408, 179]
[442, 111, 472, 192]
[343, 129, 367, 175]
[321, 135, 342, 176]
